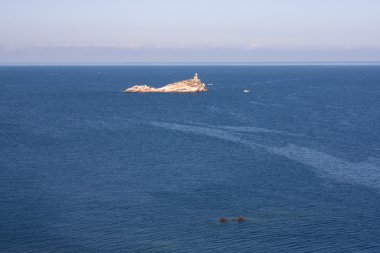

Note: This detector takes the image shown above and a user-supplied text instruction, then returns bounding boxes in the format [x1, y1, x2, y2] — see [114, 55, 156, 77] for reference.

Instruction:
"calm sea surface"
[1, 66, 380, 252]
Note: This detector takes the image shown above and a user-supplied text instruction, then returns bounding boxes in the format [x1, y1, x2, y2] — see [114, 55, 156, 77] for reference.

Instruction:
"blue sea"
[1, 66, 380, 252]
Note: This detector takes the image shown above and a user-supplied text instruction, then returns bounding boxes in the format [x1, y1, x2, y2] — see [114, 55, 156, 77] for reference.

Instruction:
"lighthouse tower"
[194, 73, 199, 81]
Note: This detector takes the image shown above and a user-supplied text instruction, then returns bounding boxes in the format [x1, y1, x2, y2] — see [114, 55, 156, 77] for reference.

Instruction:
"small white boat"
[243, 89, 250, 93]
[208, 83, 213, 86]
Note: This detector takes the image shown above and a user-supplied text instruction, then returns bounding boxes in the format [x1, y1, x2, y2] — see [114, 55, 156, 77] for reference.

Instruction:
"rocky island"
[124, 73, 207, 93]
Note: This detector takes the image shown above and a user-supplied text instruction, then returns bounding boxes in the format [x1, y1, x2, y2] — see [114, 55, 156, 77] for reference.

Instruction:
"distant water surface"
[1, 66, 380, 252]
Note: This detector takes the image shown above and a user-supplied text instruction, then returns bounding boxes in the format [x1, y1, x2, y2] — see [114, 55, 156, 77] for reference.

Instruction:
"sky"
[0, 0, 380, 64]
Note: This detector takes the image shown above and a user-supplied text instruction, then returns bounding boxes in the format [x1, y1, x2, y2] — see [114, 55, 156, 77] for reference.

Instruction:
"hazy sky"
[1, 0, 380, 63]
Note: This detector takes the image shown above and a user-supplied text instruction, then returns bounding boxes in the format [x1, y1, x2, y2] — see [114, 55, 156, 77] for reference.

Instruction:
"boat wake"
[150, 121, 380, 191]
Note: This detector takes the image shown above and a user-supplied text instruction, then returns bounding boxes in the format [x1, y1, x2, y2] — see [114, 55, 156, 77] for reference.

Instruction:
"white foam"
[151, 121, 259, 148]
[217, 125, 300, 136]
[267, 144, 380, 189]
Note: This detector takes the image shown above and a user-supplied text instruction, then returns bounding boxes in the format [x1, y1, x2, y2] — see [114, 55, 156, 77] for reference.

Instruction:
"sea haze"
[1, 66, 380, 252]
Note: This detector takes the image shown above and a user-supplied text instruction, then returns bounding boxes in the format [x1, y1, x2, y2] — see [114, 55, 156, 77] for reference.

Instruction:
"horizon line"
[1, 61, 380, 67]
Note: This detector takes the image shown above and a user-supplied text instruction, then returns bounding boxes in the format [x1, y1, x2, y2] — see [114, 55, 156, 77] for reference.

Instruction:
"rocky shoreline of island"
[124, 73, 207, 93]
